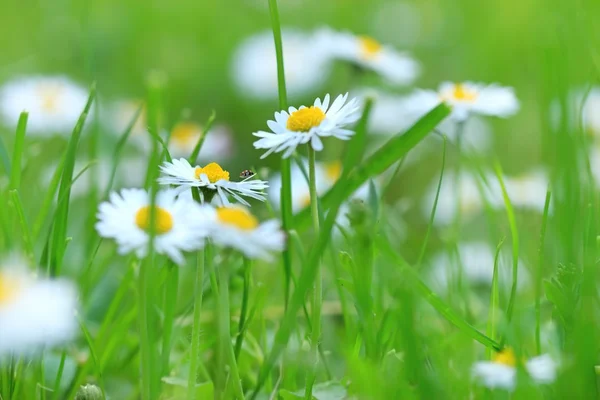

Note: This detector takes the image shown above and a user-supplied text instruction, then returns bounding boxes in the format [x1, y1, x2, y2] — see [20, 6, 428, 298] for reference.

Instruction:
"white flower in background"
[550, 87, 600, 137]
[0, 259, 78, 357]
[504, 170, 549, 212]
[167, 122, 233, 161]
[96, 188, 210, 265]
[231, 29, 333, 100]
[407, 82, 519, 122]
[253, 93, 361, 158]
[158, 159, 268, 206]
[321, 29, 420, 85]
[206, 206, 285, 260]
[427, 242, 530, 293]
[107, 99, 148, 140]
[472, 348, 557, 390]
[0, 76, 89, 136]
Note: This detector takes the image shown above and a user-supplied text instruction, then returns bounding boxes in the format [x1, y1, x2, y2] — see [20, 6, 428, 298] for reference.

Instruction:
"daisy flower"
[504, 170, 549, 212]
[472, 348, 557, 390]
[0, 75, 89, 136]
[206, 206, 285, 260]
[253, 93, 361, 159]
[0, 258, 78, 357]
[407, 81, 520, 122]
[319, 29, 420, 85]
[107, 99, 148, 140]
[231, 29, 334, 100]
[158, 159, 268, 206]
[167, 122, 233, 161]
[95, 188, 210, 265]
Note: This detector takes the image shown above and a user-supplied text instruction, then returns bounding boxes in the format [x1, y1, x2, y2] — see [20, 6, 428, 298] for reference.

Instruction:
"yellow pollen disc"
[194, 162, 230, 183]
[39, 85, 62, 112]
[451, 83, 478, 102]
[300, 194, 311, 208]
[286, 107, 326, 132]
[135, 206, 174, 235]
[0, 273, 21, 306]
[171, 122, 201, 147]
[325, 161, 342, 182]
[217, 207, 259, 230]
[493, 348, 517, 367]
[359, 36, 383, 59]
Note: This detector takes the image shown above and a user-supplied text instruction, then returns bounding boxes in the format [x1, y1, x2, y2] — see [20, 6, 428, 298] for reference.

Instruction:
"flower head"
[0, 258, 78, 357]
[253, 93, 361, 158]
[95, 188, 210, 264]
[158, 158, 268, 206]
[0, 76, 89, 136]
[206, 206, 285, 260]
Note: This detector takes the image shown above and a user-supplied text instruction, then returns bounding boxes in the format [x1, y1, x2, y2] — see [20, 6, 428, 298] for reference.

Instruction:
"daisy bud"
[74, 384, 103, 400]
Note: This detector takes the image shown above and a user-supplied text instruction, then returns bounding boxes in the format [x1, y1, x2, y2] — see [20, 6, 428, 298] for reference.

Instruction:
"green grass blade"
[0, 133, 10, 175]
[188, 110, 216, 163]
[342, 98, 373, 176]
[486, 237, 505, 358]
[9, 112, 28, 190]
[33, 154, 66, 240]
[535, 188, 552, 354]
[293, 103, 451, 230]
[9, 190, 34, 260]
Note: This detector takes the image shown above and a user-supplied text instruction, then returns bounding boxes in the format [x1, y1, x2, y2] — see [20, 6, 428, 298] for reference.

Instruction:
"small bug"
[240, 169, 255, 179]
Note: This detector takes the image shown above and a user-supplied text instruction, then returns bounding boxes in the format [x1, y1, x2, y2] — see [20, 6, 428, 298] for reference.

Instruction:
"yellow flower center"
[135, 206, 174, 235]
[286, 107, 326, 132]
[300, 194, 311, 208]
[325, 161, 342, 182]
[194, 162, 230, 183]
[451, 83, 478, 102]
[359, 36, 383, 59]
[217, 207, 259, 230]
[38, 85, 62, 112]
[171, 122, 201, 147]
[493, 348, 517, 367]
[0, 273, 21, 306]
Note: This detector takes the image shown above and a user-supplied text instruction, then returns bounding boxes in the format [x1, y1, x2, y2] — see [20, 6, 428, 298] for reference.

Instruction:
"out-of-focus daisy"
[550, 88, 600, 138]
[407, 82, 519, 122]
[231, 29, 333, 100]
[504, 170, 549, 212]
[107, 99, 148, 140]
[167, 122, 233, 161]
[205, 206, 285, 260]
[321, 29, 420, 85]
[158, 159, 268, 206]
[0, 75, 89, 136]
[96, 188, 210, 265]
[472, 348, 557, 390]
[253, 93, 361, 158]
[0, 258, 78, 357]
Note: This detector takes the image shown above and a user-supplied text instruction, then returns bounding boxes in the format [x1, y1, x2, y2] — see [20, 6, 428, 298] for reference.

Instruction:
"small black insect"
[240, 169, 255, 179]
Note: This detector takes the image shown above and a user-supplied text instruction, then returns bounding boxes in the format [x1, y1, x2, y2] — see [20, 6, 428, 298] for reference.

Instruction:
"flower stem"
[305, 146, 322, 399]
[187, 248, 206, 400]
[234, 258, 252, 360]
[138, 259, 152, 400]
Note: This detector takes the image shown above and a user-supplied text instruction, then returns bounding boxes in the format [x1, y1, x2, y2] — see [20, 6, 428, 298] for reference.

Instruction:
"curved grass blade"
[9, 190, 34, 260]
[486, 237, 505, 358]
[535, 188, 552, 354]
[188, 110, 216, 163]
[9, 112, 28, 190]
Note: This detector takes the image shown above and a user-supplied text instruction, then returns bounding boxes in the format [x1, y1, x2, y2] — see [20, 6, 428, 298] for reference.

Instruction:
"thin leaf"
[486, 237, 506, 358]
[535, 188, 552, 354]
[9, 112, 28, 190]
[188, 110, 217, 163]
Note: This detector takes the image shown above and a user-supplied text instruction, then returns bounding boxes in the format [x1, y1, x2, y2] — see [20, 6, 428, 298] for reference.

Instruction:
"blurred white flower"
[253, 93, 361, 158]
[231, 29, 333, 100]
[550, 87, 600, 137]
[158, 159, 268, 206]
[96, 188, 210, 265]
[107, 99, 148, 140]
[167, 122, 233, 161]
[320, 29, 420, 85]
[0, 258, 78, 357]
[407, 82, 519, 122]
[504, 170, 549, 212]
[472, 349, 557, 390]
[0, 75, 89, 136]
[205, 206, 285, 260]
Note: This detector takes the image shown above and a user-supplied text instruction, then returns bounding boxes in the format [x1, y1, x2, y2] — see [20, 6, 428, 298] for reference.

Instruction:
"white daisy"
[158, 159, 268, 207]
[167, 122, 233, 161]
[253, 93, 361, 159]
[0, 75, 90, 136]
[407, 81, 520, 122]
[0, 258, 78, 357]
[231, 29, 333, 100]
[205, 206, 285, 260]
[550, 87, 600, 138]
[472, 348, 557, 390]
[582, 88, 600, 135]
[504, 170, 549, 212]
[107, 99, 148, 140]
[320, 29, 420, 85]
[95, 188, 210, 265]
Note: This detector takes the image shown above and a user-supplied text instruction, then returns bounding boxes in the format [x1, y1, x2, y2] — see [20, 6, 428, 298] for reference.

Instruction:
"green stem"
[305, 147, 322, 399]
[188, 248, 206, 400]
[218, 260, 245, 399]
[235, 258, 252, 360]
[162, 263, 179, 376]
[51, 351, 67, 400]
[535, 188, 552, 354]
[138, 260, 152, 400]
[9, 112, 28, 191]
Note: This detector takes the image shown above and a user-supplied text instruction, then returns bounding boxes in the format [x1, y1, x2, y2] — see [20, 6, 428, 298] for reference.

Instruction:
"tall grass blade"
[9, 112, 28, 190]
[188, 110, 216, 163]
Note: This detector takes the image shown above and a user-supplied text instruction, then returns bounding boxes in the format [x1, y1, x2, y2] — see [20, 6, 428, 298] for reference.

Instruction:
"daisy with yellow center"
[158, 158, 268, 206]
[0, 75, 89, 136]
[0, 259, 78, 357]
[317, 28, 420, 85]
[204, 206, 285, 260]
[253, 93, 361, 159]
[472, 348, 557, 390]
[96, 188, 211, 265]
[167, 122, 234, 161]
